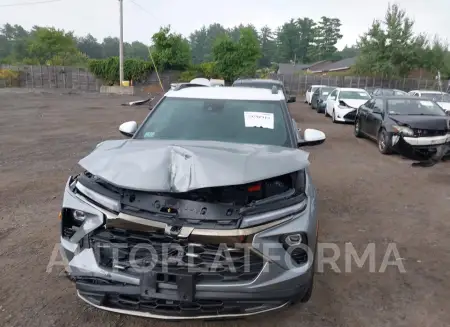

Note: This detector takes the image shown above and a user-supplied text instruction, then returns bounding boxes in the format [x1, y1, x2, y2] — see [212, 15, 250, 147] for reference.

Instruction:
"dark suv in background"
[232, 78, 296, 103]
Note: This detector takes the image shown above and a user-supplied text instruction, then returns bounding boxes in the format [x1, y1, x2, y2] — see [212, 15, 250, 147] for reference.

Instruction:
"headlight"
[392, 125, 414, 136]
[75, 181, 120, 212]
[240, 170, 307, 228]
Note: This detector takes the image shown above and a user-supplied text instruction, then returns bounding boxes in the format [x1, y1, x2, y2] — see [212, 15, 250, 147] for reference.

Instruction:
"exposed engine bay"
[71, 169, 306, 230]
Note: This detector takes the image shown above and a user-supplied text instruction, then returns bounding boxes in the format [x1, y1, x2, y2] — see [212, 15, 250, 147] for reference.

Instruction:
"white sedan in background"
[305, 85, 324, 105]
[408, 90, 450, 112]
[325, 88, 371, 123]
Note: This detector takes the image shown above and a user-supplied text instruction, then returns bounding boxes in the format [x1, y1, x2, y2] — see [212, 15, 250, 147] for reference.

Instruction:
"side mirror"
[445, 110, 450, 116]
[287, 96, 296, 103]
[298, 128, 326, 147]
[318, 98, 324, 103]
[119, 121, 138, 137]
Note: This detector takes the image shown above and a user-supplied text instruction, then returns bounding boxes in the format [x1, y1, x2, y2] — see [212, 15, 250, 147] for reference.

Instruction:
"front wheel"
[377, 129, 393, 155]
[354, 117, 363, 138]
[332, 110, 337, 123]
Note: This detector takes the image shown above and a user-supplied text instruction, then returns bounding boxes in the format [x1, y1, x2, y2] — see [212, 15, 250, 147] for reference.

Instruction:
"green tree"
[213, 27, 261, 83]
[189, 26, 208, 64]
[296, 18, 316, 63]
[151, 26, 191, 70]
[310, 17, 342, 61]
[0, 23, 30, 62]
[27, 27, 81, 65]
[259, 26, 277, 67]
[125, 41, 150, 60]
[354, 4, 421, 77]
[101, 37, 120, 57]
[77, 34, 103, 58]
[276, 19, 299, 63]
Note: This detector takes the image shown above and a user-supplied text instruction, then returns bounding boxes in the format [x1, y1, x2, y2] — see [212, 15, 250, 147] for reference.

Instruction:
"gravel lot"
[1, 92, 449, 327]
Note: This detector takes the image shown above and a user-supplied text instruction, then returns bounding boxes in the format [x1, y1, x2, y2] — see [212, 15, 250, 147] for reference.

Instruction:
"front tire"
[354, 117, 363, 138]
[332, 110, 337, 123]
[377, 129, 393, 155]
[300, 274, 314, 303]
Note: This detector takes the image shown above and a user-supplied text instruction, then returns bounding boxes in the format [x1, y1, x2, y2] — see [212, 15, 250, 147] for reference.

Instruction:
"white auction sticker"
[359, 92, 368, 96]
[244, 111, 274, 129]
[323, 92, 329, 95]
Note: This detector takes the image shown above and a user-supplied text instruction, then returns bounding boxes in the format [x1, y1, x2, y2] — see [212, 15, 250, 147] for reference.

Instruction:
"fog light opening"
[72, 209, 86, 222]
[284, 234, 303, 246]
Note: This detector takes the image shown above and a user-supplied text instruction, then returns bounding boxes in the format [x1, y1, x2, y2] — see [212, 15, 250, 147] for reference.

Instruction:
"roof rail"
[173, 83, 208, 91]
[271, 85, 278, 94]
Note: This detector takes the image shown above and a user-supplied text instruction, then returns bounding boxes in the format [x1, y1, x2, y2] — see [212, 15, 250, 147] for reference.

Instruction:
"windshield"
[320, 87, 335, 98]
[420, 93, 445, 101]
[393, 90, 408, 95]
[339, 91, 371, 100]
[382, 89, 407, 95]
[421, 93, 450, 102]
[387, 99, 446, 116]
[135, 97, 291, 147]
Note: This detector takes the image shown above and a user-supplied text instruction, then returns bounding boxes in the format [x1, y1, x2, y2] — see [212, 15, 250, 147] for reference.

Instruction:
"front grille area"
[412, 129, 447, 137]
[343, 110, 357, 121]
[90, 228, 265, 283]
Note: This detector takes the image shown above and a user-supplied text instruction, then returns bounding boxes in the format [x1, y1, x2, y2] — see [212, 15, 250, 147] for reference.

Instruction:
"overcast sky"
[1, 0, 449, 49]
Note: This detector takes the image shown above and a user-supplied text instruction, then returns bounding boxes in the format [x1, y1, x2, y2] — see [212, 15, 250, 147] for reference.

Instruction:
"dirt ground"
[1, 91, 449, 327]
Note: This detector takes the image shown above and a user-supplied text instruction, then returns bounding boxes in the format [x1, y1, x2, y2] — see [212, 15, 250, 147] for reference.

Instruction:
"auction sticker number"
[244, 112, 274, 129]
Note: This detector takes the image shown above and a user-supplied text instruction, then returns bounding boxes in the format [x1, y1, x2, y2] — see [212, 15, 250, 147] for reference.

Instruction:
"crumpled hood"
[339, 99, 368, 109]
[389, 115, 449, 130]
[437, 101, 450, 111]
[78, 140, 310, 192]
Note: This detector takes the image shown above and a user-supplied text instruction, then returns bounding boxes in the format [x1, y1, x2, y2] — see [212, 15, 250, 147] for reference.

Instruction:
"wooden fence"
[0, 65, 100, 91]
[270, 73, 449, 95]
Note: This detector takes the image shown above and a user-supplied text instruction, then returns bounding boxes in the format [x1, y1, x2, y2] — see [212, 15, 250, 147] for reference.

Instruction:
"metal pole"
[119, 0, 124, 86]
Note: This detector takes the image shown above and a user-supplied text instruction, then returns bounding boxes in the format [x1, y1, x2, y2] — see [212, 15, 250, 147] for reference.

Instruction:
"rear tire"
[324, 108, 330, 117]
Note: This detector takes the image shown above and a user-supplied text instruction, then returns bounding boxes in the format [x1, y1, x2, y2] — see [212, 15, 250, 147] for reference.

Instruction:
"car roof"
[375, 88, 405, 91]
[410, 90, 446, 94]
[336, 87, 367, 92]
[235, 78, 283, 85]
[165, 86, 285, 101]
[373, 95, 430, 101]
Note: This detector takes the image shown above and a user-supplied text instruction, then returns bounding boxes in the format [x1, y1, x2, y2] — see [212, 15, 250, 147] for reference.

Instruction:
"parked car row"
[306, 85, 450, 160]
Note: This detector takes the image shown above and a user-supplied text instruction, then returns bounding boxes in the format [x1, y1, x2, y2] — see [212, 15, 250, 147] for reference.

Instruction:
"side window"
[313, 89, 320, 95]
[374, 99, 384, 111]
[329, 89, 337, 99]
[307, 86, 312, 92]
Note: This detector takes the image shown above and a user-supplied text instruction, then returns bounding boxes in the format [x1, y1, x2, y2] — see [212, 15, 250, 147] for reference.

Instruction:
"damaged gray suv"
[60, 84, 326, 319]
